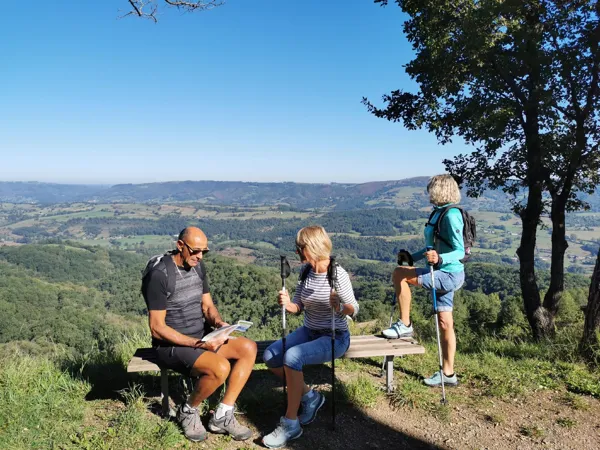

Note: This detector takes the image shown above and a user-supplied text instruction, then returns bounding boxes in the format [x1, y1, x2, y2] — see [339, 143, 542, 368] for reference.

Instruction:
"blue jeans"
[263, 326, 351, 372]
[415, 268, 465, 312]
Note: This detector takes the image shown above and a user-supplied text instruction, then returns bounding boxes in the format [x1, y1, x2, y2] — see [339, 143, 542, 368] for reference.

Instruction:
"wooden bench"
[127, 335, 425, 416]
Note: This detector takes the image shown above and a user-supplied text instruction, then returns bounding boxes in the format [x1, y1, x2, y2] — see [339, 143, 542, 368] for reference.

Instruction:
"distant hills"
[1, 179, 599, 211]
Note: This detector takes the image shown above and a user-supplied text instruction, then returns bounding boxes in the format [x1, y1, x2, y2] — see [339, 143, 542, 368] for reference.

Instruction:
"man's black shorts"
[155, 345, 210, 377]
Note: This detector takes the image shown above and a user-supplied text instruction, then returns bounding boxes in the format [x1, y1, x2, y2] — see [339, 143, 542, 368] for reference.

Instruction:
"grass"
[388, 376, 451, 422]
[556, 417, 577, 428]
[557, 392, 589, 411]
[0, 355, 90, 449]
[519, 424, 544, 438]
[1, 331, 598, 449]
[70, 384, 184, 450]
[387, 334, 600, 426]
[482, 412, 505, 425]
[0, 334, 190, 450]
[341, 375, 382, 408]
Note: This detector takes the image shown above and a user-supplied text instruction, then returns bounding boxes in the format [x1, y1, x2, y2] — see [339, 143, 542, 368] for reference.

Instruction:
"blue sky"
[0, 0, 468, 185]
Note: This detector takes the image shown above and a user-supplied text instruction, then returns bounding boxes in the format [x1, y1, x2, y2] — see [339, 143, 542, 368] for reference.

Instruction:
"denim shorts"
[415, 268, 465, 312]
[263, 326, 351, 372]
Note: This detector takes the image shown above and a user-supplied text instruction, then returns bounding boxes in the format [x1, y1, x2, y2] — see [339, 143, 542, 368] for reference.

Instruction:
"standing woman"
[381, 174, 465, 387]
[262, 226, 359, 449]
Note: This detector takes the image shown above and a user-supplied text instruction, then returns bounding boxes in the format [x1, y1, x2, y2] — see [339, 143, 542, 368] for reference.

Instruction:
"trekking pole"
[427, 246, 447, 405]
[280, 255, 291, 408]
[327, 256, 338, 431]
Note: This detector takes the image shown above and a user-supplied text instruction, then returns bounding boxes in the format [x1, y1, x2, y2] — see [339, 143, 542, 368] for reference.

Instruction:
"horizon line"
[0, 176, 432, 187]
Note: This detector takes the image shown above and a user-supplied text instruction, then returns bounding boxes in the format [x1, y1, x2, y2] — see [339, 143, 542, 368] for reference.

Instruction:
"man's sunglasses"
[183, 241, 210, 256]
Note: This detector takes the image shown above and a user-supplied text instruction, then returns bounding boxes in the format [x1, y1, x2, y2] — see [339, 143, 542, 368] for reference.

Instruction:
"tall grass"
[0, 355, 90, 449]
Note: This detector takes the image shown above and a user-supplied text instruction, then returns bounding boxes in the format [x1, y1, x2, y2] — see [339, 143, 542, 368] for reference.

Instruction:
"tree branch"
[583, 19, 600, 119]
[122, 0, 223, 22]
[490, 59, 528, 107]
[122, 0, 158, 22]
[550, 33, 583, 120]
[164, 0, 224, 11]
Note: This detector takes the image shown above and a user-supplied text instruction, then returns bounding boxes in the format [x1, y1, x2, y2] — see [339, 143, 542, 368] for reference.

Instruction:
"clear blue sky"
[0, 0, 468, 185]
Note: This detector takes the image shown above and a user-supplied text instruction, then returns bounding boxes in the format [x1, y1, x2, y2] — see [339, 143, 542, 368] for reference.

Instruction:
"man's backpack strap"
[161, 253, 177, 299]
[142, 251, 179, 299]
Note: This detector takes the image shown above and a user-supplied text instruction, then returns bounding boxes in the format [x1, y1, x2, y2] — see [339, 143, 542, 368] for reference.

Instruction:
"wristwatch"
[338, 302, 344, 313]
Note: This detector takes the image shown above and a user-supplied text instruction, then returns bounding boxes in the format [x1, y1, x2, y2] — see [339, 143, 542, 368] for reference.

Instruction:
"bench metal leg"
[160, 368, 170, 417]
[384, 355, 395, 393]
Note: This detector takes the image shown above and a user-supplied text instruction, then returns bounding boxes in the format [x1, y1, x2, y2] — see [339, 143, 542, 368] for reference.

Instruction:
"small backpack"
[141, 251, 204, 299]
[426, 206, 476, 262]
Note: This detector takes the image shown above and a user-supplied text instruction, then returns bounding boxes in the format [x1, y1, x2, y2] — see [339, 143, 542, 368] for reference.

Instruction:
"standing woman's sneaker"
[382, 320, 413, 339]
[176, 404, 208, 442]
[262, 417, 302, 449]
[298, 390, 325, 425]
[423, 371, 458, 387]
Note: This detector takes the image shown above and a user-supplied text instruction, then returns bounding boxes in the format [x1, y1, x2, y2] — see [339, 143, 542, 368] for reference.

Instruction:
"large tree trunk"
[541, 195, 569, 334]
[581, 248, 600, 362]
[517, 181, 550, 339]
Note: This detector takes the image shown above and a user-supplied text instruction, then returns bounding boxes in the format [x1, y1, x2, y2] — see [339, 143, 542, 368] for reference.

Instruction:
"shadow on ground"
[238, 367, 443, 450]
[73, 358, 444, 449]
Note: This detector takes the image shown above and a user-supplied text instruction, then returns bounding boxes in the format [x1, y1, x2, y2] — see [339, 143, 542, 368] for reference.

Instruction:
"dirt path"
[146, 367, 600, 450]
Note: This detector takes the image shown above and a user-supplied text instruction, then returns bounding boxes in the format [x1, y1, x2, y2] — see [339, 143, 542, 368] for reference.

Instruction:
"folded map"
[201, 320, 253, 342]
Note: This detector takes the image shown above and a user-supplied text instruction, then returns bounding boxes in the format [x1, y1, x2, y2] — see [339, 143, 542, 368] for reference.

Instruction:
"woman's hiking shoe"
[208, 408, 252, 441]
[262, 417, 302, 449]
[423, 371, 458, 387]
[382, 320, 413, 339]
[177, 404, 208, 442]
[298, 390, 325, 425]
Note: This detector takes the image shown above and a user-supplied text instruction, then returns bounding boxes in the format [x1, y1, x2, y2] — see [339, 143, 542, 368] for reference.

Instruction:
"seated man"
[141, 226, 257, 442]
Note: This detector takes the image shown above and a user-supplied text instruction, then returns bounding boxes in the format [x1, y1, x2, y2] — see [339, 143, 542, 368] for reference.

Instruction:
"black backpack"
[426, 206, 476, 262]
[141, 251, 204, 299]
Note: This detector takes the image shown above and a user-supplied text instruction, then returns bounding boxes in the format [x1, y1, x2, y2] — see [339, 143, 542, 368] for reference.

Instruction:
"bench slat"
[344, 340, 418, 349]
[346, 345, 425, 359]
[128, 360, 161, 372]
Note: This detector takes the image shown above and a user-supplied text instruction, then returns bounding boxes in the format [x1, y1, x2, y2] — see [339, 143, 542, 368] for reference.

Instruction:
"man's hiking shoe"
[382, 320, 413, 339]
[208, 408, 252, 441]
[299, 391, 325, 425]
[177, 404, 207, 442]
[262, 417, 302, 449]
[423, 371, 458, 387]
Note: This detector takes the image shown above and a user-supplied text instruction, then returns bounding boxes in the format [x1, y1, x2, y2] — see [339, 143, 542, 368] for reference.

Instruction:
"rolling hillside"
[5, 178, 598, 211]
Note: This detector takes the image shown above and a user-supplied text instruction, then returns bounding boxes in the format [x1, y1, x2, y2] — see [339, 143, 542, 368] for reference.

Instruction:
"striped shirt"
[292, 265, 359, 332]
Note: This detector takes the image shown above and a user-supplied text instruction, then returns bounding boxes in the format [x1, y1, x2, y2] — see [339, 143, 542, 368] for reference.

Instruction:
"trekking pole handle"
[426, 245, 435, 266]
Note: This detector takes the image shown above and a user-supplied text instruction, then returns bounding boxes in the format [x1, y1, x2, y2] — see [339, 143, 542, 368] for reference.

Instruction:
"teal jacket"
[412, 204, 465, 273]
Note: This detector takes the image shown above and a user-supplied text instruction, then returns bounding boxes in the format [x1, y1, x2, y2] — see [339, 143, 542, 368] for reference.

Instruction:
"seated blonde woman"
[261, 226, 359, 449]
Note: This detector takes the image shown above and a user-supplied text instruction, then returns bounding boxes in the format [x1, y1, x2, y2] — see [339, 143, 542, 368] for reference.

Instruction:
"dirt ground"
[138, 367, 600, 450]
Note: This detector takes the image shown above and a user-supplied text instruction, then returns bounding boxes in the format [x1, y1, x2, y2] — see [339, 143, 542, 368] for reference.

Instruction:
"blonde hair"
[296, 226, 332, 261]
[427, 174, 461, 206]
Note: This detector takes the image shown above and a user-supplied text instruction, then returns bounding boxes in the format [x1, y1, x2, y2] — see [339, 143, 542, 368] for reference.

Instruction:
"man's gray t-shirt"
[143, 256, 210, 346]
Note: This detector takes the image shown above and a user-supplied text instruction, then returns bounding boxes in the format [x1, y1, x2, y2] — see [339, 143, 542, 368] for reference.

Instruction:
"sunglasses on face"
[183, 241, 210, 256]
